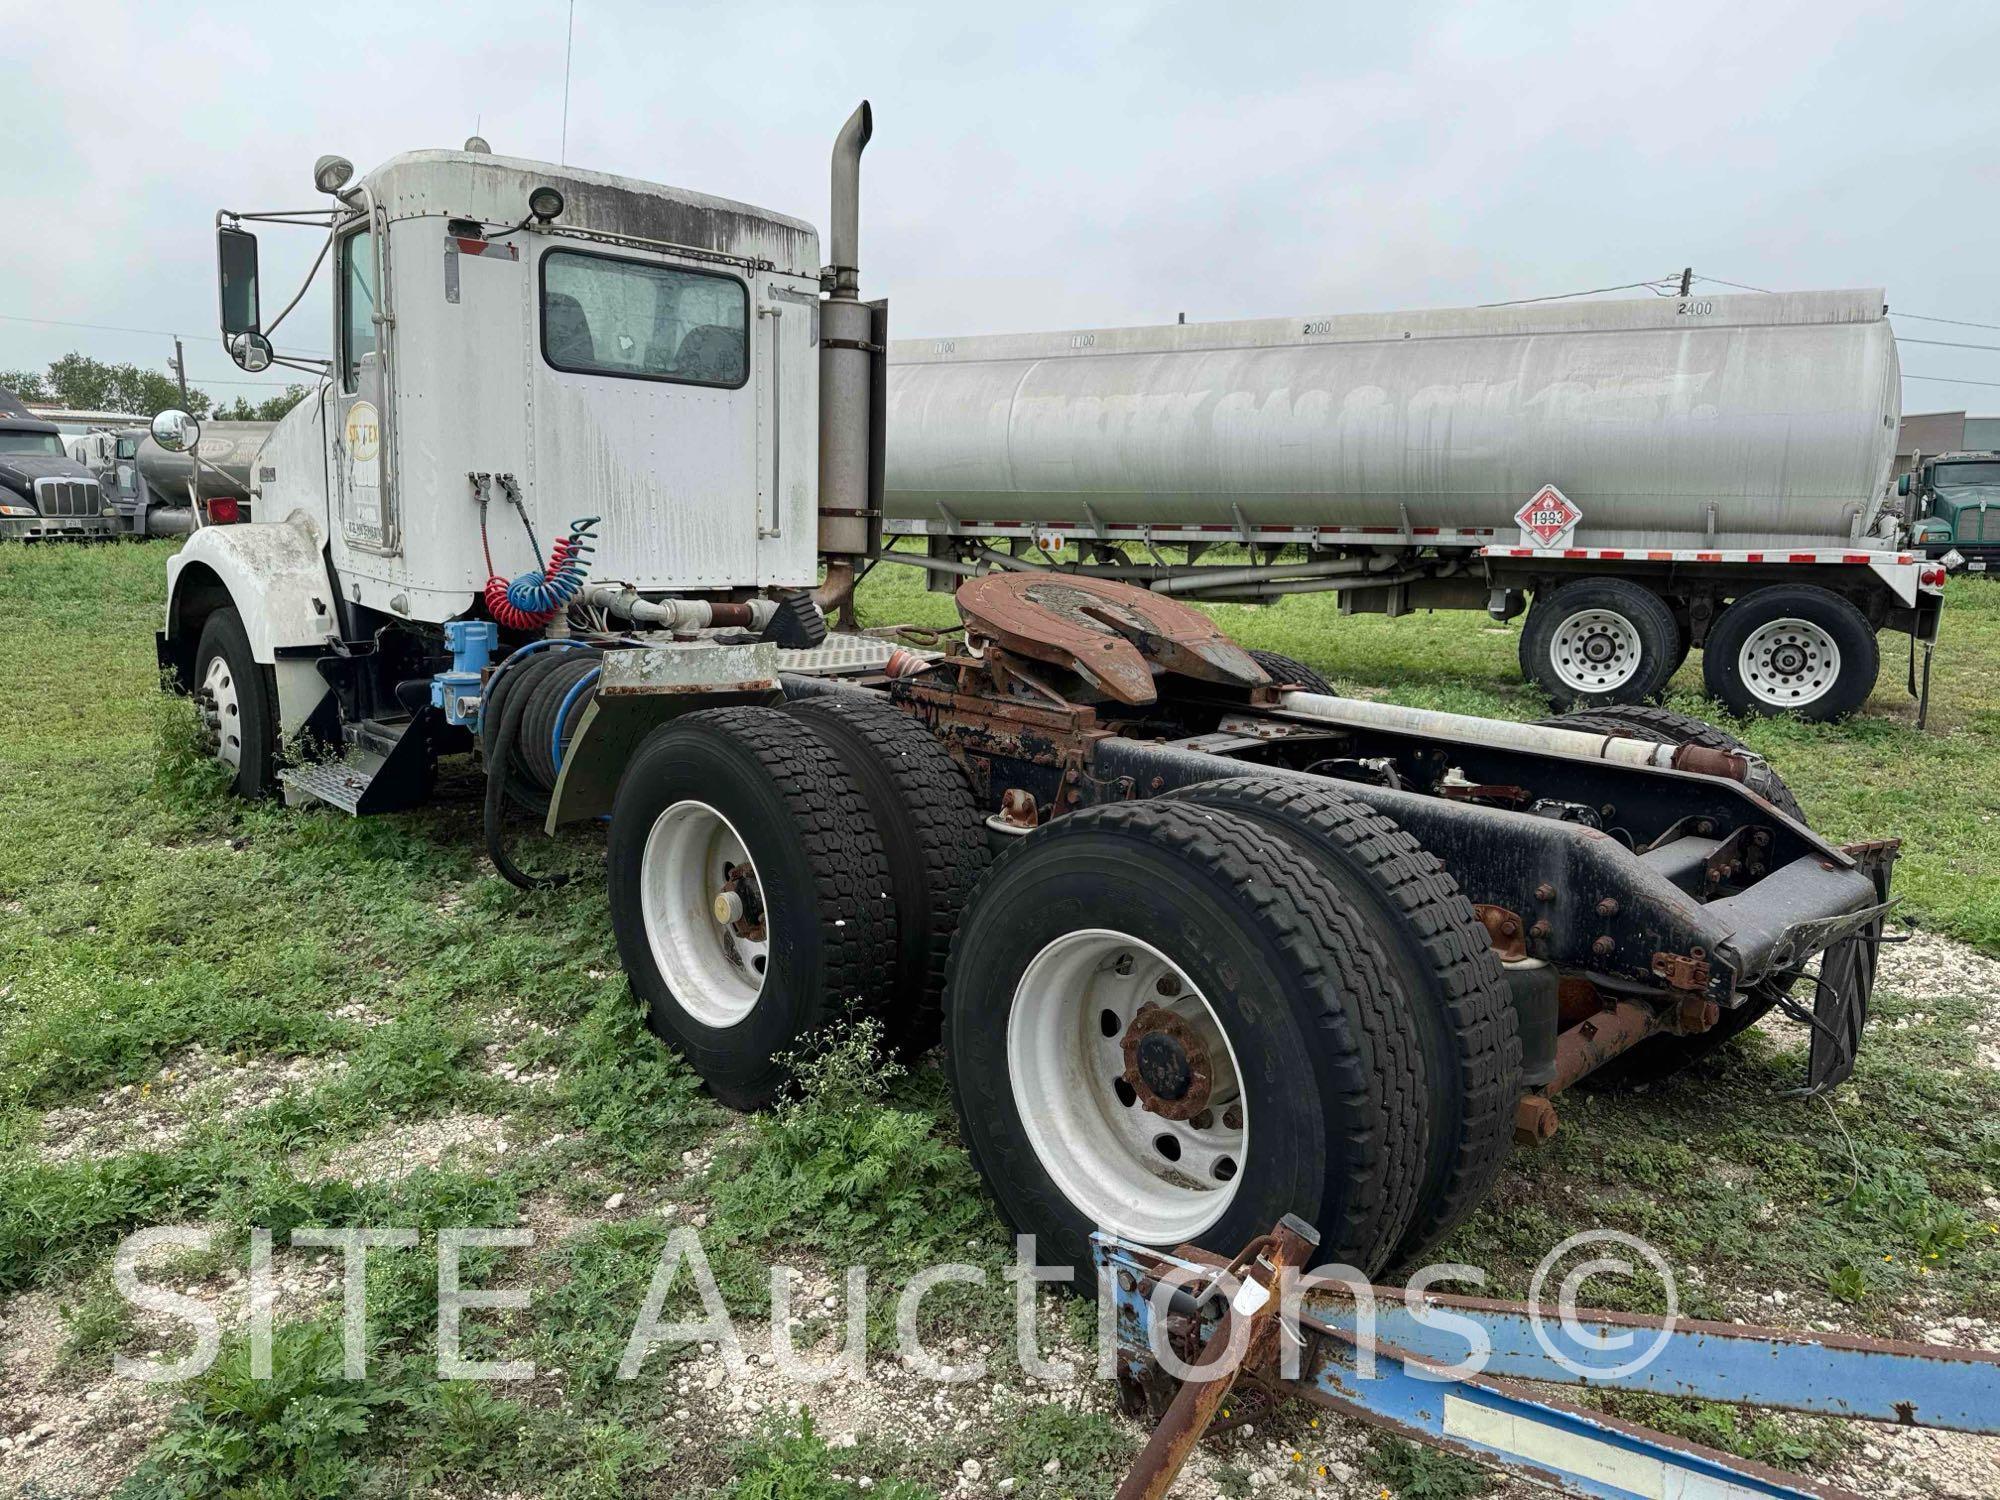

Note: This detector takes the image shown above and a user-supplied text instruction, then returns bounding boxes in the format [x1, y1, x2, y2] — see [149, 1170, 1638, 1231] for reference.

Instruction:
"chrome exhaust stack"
[815, 101, 878, 609]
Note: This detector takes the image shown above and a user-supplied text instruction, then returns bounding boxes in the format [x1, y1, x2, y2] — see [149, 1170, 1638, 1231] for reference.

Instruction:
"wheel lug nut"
[1154, 974, 1181, 997]
[1222, 1105, 1242, 1130]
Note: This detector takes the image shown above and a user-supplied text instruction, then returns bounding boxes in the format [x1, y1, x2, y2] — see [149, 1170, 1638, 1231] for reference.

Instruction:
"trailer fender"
[160, 510, 340, 738]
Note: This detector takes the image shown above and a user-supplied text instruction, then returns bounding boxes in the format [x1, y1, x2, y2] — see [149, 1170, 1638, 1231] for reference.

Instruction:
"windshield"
[0, 431, 66, 457]
[1934, 462, 2000, 490]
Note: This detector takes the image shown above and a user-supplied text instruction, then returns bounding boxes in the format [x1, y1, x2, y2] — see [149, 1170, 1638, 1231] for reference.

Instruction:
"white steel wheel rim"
[1007, 929, 1247, 1243]
[1739, 617, 1841, 708]
[639, 800, 769, 1028]
[198, 653, 243, 770]
[1550, 608, 1644, 694]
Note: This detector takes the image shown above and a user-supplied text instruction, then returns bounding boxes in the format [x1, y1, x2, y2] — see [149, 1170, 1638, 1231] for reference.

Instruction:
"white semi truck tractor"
[155, 109, 1905, 1289]
[883, 296, 1948, 721]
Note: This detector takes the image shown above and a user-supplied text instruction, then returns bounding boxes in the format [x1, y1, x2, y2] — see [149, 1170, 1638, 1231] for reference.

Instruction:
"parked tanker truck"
[69, 421, 268, 536]
[154, 108, 1899, 1314]
[884, 296, 1946, 720]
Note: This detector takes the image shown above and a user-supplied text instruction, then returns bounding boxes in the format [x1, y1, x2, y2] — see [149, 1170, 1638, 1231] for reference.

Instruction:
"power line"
[1903, 372, 2000, 389]
[1693, 273, 1775, 294]
[1896, 335, 2000, 354]
[1893, 311, 2000, 333]
[1480, 276, 1679, 308]
[0, 310, 328, 360]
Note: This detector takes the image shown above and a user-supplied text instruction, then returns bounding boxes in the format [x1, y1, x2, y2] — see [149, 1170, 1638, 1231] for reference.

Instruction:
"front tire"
[1702, 584, 1878, 721]
[607, 706, 896, 1110]
[192, 607, 277, 798]
[944, 801, 1429, 1282]
[1520, 579, 1681, 710]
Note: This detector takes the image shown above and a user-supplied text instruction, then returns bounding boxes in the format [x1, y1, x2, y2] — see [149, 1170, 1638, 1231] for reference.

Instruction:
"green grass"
[3, 537, 1998, 1495]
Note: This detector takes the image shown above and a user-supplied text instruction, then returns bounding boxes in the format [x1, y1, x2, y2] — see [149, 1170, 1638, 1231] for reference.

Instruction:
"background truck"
[68, 420, 267, 535]
[1902, 450, 2000, 572]
[882, 295, 1947, 720]
[153, 105, 1898, 1301]
[0, 386, 112, 540]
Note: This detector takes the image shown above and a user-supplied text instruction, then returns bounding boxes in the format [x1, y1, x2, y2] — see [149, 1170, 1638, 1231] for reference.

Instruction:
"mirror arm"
[259, 227, 337, 340]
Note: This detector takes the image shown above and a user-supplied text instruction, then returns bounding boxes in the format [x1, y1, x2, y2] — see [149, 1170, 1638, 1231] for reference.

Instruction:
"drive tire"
[1164, 776, 1521, 1267]
[786, 693, 990, 1060]
[607, 706, 896, 1111]
[1247, 649, 1334, 695]
[1520, 578, 1681, 710]
[944, 800, 1429, 1283]
[1702, 584, 1878, 721]
[193, 606, 278, 799]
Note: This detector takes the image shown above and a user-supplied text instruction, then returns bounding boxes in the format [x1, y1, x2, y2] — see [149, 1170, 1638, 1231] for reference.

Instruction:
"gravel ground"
[5, 927, 1997, 1499]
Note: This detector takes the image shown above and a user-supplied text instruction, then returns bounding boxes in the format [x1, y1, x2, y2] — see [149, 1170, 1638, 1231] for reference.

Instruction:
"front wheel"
[192, 606, 277, 798]
[1519, 579, 1681, 710]
[944, 801, 1429, 1283]
[1702, 584, 1878, 720]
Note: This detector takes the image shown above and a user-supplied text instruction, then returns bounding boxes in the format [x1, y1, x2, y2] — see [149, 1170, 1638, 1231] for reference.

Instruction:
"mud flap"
[1792, 858, 1895, 1095]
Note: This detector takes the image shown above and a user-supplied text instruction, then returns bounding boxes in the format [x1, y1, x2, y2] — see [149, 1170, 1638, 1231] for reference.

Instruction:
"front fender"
[161, 509, 340, 737]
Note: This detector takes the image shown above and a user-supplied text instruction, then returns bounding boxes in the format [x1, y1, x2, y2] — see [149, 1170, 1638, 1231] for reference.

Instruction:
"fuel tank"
[884, 290, 1900, 549]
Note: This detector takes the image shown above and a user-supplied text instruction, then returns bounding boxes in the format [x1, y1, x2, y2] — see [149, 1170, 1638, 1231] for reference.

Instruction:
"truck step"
[278, 709, 436, 816]
[280, 755, 385, 815]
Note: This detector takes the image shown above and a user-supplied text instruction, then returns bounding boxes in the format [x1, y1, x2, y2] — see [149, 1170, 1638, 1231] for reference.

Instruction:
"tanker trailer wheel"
[1246, 649, 1334, 696]
[785, 693, 990, 1060]
[1702, 584, 1878, 721]
[1537, 704, 1809, 1084]
[1163, 776, 1520, 1268]
[607, 706, 896, 1111]
[943, 800, 1429, 1283]
[192, 606, 278, 798]
[1520, 578, 1681, 710]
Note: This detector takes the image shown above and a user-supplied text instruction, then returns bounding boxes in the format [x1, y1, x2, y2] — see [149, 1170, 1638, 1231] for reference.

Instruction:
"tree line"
[0, 353, 310, 423]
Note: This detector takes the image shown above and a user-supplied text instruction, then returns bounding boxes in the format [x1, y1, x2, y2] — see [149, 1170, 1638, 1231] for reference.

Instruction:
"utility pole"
[170, 337, 190, 407]
[1679, 267, 1693, 297]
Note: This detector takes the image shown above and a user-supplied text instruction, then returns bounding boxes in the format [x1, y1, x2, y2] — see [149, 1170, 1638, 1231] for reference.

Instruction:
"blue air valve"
[432, 619, 500, 729]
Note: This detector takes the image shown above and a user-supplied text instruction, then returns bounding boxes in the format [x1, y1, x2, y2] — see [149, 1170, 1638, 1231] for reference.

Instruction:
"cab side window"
[340, 230, 377, 391]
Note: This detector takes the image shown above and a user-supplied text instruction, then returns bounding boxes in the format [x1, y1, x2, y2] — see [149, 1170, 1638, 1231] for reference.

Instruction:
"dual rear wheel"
[609, 699, 1520, 1280]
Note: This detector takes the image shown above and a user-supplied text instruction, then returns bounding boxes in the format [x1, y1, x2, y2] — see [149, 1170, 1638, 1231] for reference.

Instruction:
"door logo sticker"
[345, 402, 380, 464]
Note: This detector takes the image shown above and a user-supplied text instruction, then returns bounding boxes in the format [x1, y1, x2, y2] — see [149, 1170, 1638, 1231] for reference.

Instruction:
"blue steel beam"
[1097, 1236, 1998, 1500]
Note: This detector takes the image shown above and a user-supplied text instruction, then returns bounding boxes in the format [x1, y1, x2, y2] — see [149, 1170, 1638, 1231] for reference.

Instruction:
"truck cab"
[1905, 451, 2000, 571]
[154, 120, 880, 809]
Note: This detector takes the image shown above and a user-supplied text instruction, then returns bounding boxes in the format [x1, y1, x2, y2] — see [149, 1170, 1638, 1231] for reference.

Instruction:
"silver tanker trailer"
[883, 289, 1944, 720]
[69, 420, 270, 535]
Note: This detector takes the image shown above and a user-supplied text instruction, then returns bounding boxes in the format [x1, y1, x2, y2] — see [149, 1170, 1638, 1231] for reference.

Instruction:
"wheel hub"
[638, 800, 769, 1028]
[1738, 616, 1841, 708]
[1121, 1004, 1214, 1119]
[1550, 608, 1643, 693]
[197, 654, 243, 769]
[1005, 929, 1249, 1242]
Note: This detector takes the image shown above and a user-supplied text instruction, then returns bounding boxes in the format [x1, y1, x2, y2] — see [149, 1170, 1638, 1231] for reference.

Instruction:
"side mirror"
[151, 409, 202, 453]
[229, 331, 274, 373]
[217, 225, 261, 339]
[1897, 473, 1912, 496]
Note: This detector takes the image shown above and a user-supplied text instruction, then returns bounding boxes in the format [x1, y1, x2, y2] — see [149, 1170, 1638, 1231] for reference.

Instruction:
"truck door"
[334, 226, 393, 553]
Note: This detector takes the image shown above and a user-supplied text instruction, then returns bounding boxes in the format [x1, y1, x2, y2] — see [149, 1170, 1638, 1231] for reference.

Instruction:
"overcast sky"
[6, 1, 1998, 412]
